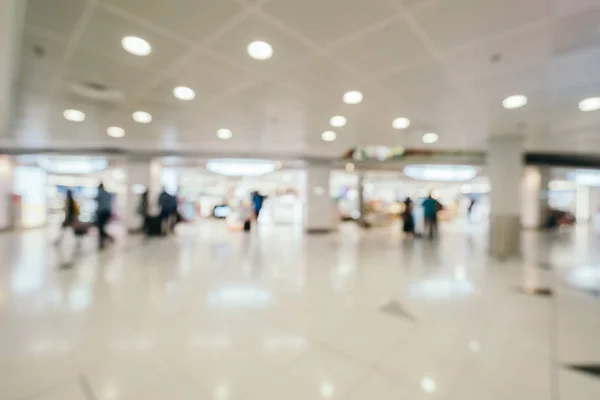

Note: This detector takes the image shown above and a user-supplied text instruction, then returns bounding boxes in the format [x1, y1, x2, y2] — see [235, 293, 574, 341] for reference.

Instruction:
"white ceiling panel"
[207, 15, 313, 74]
[99, 0, 242, 43]
[331, 20, 430, 76]
[413, 0, 549, 50]
[25, 0, 89, 39]
[77, 8, 189, 71]
[11, 0, 600, 156]
[263, 0, 399, 45]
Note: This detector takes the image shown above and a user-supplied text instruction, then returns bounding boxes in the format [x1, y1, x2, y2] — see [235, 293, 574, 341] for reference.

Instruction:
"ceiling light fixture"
[392, 117, 410, 129]
[502, 94, 527, 109]
[217, 128, 233, 140]
[132, 111, 152, 123]
[63, 109, 85, 122]
[343, 91, 363, 105]
[321, 131, 337, 142]
[121, 36, 152, 56]
[345, 163, 355, 172]
[107, 126, 125, 138]
[173, 86, 195, 101]
[247, 41, 273, 60]
[330, 116, 347, 127]
[579, 97, 600, 112]
[422, 132, 438, 144]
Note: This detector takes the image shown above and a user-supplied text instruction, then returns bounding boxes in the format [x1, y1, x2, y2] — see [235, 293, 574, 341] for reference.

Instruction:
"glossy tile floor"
[1, 221, 600, 400]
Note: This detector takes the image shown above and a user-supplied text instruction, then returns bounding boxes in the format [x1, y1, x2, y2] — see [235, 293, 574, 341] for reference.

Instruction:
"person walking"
[54, 189, 78, 245]
[158, 187, 177, 235]
[137, 190, 149, 233]
[96, 183, 114, 249]
[251, 191, 266, 221]
[401, 197, 415, 236]
[422, 192, 442, 239]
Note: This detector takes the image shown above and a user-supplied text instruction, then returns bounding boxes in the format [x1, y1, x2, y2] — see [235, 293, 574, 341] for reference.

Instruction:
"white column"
[488, 135, 524, 258]
[0, 0, 25, 138]
[125, 159, 161, 232]
[305, 165, 336, 233]
[521, 166, 550, 229]
[0, 155, 14, 230]
[575, 185, 600, 223]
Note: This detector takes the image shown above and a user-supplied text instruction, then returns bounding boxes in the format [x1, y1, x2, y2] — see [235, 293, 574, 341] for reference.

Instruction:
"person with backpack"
[54, 189, 79, 245]
[422, 192, 443, 239]
[96, 183, 114, 249]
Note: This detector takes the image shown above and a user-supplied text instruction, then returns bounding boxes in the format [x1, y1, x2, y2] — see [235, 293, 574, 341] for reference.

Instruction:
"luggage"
[145, 216, 163, 236]
[243, 220, 251, 232]
[73, 222, 90, 236]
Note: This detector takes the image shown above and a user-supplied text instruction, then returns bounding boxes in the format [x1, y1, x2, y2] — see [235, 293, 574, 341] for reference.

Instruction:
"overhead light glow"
[121, 36, 152, 56]
[107, 126, 125, 138]
[421, 378, 436, 393]
[567, 169, 600, 186]
[132, 111, 152, 123]
[404, 165, 477, 182]
[321, 131, 337, 142]
[247, 41, 273, 60]
[345, 163, 355, 172]
[37, 157, 107, 174]
[206, 159, 276, 177]
[63, 109, 85, 122]
[422, 132, 438, 144]
[217, 128, 233, 140]
[392, 117, 410, 129]
[343, 91, 363, 104]
[173, 86, 195, 101]
[330, 116, 347, 127]
[579, 97, 600, 112]
[502, 94, 527, 109]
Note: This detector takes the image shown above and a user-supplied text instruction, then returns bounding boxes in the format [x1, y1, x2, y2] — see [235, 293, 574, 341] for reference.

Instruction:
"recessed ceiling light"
[343, 91, 363, 105]
[330, 116, 347, 127]
[217, 128, 232, 140]
[107, 126, 125, 138]
[132, 111, 152, 123]
[422, 132, 438, 144]
[420, 378, 436, 393]
[247, 41, 273, 60]
[579, 97, 600, 112]
[121, 36, 152, 56]
[392, 117, 410, 129]
[345, 163, 355, 172]
[502, 94, 527, 109]
[63, 109, 85, 122]
[173, 86, 195, 101]
[321, 131, 337, 142]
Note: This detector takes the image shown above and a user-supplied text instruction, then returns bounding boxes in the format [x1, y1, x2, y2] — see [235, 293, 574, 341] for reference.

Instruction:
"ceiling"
[6, 0, 600, 158]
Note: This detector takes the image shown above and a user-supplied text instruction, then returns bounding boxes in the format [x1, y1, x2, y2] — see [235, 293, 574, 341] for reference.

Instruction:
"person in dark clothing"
[137, 190, 149, 233]
[96, 183, 114, 249]
[54, 189, 78, 245]
[158, 188, 177, 235]
[467, 198, 477, 222]
[251, 191, 266, 221]
[402, 197, 415, 236]
[422, 192, 442, 239]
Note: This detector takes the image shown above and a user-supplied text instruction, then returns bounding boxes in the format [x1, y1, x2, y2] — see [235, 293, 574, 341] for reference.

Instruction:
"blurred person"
[402, 197, 415, 236]
[54, 189, 79, 245]
[96, 183, 114, 249]
[467, 197, 477, 223]
[239, 201, 253, 232]
[137, 190, 149, 233]
[251, 191, 266, 221]
[158, 187, 177, 235]
[422, 192, 442, 239]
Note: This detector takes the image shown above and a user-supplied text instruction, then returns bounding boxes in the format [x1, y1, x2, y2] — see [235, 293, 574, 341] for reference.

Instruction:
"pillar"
[0, 155, 14, 230]
[125, 158, 161, 232]
[521, 166, 550, 229]
[488, 135, 524, 258]
[357, 172, 366, 224]
[305, 165, 336, 233]
[576, 185, 600, 223]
